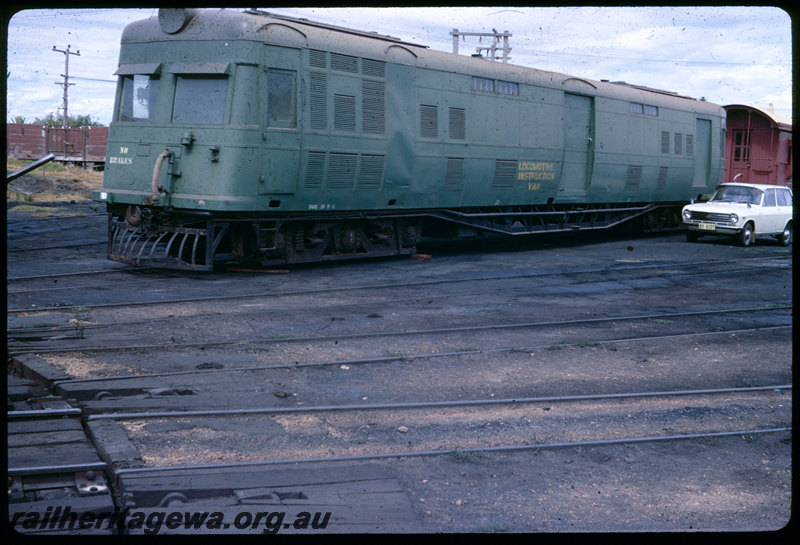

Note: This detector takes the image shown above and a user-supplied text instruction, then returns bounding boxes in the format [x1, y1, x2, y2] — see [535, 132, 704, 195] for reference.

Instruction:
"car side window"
[777, 189, 792, 207]
[764, 189, 777, 207]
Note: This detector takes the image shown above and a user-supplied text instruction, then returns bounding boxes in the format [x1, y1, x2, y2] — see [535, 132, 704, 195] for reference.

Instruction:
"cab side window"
[267, 70, 296, 127]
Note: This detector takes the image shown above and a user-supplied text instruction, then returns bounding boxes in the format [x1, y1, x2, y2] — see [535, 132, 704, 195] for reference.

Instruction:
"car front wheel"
[737, 222, 755, 247]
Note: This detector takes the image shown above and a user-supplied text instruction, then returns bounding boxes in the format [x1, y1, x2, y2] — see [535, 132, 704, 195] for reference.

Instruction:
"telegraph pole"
[52, 44, 80, 127]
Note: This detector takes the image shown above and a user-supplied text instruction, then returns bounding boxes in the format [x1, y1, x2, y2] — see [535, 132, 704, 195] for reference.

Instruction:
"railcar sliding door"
[692, 118, 711, 188]
[560, 93, 594, 199]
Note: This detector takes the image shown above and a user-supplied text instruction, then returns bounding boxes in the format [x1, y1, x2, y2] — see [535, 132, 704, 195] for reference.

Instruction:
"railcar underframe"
[106, 202, 683, 270]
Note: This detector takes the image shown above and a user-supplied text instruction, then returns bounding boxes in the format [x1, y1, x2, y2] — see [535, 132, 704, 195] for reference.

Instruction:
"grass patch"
[7, 204, 72, 216]
[7, 157, 104, 203]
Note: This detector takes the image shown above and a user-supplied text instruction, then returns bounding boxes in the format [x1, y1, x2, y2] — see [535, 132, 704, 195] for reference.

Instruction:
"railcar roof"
[121, 8, 724, 117]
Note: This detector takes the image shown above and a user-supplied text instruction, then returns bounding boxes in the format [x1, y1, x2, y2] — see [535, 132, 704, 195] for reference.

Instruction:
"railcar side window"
[172, 75, 228, 124]
[629, 102, 644, 115]
[629, 102, 659, 117]
[472, 76, 519, 96]
[120, 75, 160, 122]
[496, 80, 518, 96]
[471, 77, 494, 93]
[268, 71, 296, 127]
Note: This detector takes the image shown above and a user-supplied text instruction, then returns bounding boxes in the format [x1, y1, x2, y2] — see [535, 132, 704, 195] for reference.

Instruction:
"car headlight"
[729, 213, 738, 224]
[683, 209, 692, 221]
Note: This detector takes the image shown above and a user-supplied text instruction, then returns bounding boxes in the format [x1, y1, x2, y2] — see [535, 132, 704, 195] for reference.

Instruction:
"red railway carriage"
[724, 105, 792, 189]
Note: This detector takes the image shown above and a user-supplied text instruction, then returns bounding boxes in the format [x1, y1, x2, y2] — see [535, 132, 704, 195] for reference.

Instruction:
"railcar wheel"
[776, 222, 792, 246]
[737, 222, 754, 247]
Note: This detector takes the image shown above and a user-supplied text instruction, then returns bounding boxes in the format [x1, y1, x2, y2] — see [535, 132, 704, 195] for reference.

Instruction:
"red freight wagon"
[724, 105, 792, 189]
[6, 124, 46, 160]
[6, 124, 108, 167]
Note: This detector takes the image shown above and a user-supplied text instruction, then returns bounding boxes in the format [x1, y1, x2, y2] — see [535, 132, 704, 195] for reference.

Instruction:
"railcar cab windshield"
[120, 74, 160, 122]
[116, 68, 232, 125]
[171, 75, 228, 124]
[710, 185, 762, 205]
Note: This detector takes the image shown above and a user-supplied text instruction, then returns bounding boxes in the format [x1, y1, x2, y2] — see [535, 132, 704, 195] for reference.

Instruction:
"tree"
[32, 112, 104, 127]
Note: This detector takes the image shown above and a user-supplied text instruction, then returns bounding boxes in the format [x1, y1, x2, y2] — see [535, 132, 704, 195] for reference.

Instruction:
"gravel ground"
[7, 182, 793, 534]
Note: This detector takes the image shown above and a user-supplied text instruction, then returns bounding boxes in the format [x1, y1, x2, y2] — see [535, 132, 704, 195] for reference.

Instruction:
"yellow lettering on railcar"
[517, 161, 556, 188]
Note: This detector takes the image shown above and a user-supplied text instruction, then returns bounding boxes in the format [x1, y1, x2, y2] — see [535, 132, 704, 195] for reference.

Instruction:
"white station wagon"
[682, 182, 793, 246]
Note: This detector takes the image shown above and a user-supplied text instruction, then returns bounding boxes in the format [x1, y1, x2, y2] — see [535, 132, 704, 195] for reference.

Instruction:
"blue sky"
[6, 6, 793, 125]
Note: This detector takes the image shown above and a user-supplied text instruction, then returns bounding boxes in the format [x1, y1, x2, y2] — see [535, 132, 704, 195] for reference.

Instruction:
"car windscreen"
[711, 186, 763, 205]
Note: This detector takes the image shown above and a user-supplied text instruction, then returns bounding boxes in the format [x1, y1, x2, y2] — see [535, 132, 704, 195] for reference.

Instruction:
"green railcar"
[95, 8, 726, 270]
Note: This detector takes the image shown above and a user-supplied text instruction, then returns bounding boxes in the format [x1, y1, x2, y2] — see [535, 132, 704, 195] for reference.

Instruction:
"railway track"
[98, 386, 790, 469]
[7, 205, 793, 533]
[6, 250, 792, 358]
[7, 252, 791, 306]
[11, 354, 790, 533]
[6, 304, 792, 359]
[7, 381, 117, 535]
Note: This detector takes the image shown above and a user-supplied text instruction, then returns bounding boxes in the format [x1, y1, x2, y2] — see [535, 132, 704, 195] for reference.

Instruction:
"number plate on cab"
[698, 222, 716, 231]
